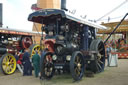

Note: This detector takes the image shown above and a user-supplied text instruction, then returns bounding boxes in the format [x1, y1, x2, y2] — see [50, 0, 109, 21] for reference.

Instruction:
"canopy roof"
[28, 9, 106, 29]
[0, 27, 41, 35]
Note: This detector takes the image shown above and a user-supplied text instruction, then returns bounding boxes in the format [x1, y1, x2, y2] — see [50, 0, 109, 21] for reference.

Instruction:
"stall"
[97, 20, 128, 58]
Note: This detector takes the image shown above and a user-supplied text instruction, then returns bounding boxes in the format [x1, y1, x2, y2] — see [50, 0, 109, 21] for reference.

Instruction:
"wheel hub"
[77, 63, 81, 67]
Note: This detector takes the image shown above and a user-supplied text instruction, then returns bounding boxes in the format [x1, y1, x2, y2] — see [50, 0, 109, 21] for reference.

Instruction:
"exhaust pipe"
[0, 3, 2, 27]
[61, 0, 68, 11]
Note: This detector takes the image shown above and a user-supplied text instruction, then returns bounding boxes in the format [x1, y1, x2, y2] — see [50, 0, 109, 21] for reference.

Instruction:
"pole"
[104, 13, 128, 44]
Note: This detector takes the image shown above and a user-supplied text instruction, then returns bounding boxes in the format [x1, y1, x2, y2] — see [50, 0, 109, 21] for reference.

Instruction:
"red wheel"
[22, 37, 32, 49]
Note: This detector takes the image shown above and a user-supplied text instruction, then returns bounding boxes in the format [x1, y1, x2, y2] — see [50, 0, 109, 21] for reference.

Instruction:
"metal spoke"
[97, 62, 102, 70]
[9, 65, 13, 71]
[97, 53, 102, 59]
[76, 67, 80, 76]
[2, 62, 6, 65]
[75, 68, 78, 75]
[6, 67, 10, 73]
[74, 62, 78, 68]
[10, 59, 14, 63]
[2, 65, 7, 70]
[76, 56, 80, 63]
[6, 56, 9, 62]
[8, 56, 11, 61]
[74, 55, 82, 77]
[43, 53, 53, 78]
[98, 59, 104, 64]
[98, 43, 102, 48]
[99, 48, 103, 52]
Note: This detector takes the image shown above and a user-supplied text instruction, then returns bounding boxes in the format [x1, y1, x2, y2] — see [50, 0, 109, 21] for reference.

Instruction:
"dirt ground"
[0, 59, 128, 85]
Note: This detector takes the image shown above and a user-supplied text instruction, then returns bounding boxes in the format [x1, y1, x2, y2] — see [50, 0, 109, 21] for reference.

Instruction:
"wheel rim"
[30, 45, 40, 58]
[2, 54, 16, 74]
[43, 53, 54, 77]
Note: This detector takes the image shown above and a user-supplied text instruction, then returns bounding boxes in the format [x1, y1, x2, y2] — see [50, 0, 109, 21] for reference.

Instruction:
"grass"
[40, 74, 74, 85]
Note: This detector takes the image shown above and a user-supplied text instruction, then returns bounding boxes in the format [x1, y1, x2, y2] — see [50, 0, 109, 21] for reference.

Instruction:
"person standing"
[15, 51, 23, 74]
[22, 48, 32, 76]
[106, 44, 111, 66]
[109, 43, 118, 67]
[32, 50, 40, 77]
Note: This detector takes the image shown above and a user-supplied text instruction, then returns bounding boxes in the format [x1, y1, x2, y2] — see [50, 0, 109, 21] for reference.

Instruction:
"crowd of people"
[106, 38, 127, 52]
[15, 48, 41, 78]
[106, 43, 116, 66]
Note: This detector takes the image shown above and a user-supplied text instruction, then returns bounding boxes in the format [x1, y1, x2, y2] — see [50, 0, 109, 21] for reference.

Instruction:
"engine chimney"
[61, 0, 67, 11]
[0, 3, 2, 27]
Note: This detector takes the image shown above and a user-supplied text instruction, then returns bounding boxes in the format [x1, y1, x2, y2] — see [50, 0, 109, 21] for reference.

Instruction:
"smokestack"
[0, 3, 2, 27]
[61, 0, 68, 11]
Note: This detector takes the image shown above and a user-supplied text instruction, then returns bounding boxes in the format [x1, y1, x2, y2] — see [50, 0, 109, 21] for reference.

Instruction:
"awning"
[28, 9, 66, 24]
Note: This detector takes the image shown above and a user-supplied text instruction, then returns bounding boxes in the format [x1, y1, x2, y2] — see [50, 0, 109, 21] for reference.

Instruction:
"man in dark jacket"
[22, 49, 32, 76]
[32, 50, 40, 77]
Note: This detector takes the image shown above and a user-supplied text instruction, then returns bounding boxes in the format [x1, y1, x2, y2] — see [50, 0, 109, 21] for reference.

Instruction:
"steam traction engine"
[28, 9, 106, 81]
[0, 28, 34, 75]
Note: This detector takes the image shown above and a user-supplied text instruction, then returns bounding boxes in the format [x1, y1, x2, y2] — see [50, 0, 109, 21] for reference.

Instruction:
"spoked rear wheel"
[90, 39, 105, 73]
[70, 51, 85, 81]
[40, 52, 54, 79]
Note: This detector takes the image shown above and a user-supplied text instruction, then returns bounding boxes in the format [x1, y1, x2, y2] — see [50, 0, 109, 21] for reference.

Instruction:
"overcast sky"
[0, 0, 128, 31]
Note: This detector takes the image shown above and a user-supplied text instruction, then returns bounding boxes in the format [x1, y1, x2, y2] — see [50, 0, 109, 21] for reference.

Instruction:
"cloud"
[0, 0, 127, 30]
[67, 0, 128, 22]
[1, 0, 36, 31]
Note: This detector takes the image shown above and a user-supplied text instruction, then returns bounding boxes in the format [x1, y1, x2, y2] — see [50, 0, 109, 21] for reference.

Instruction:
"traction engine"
[0, 29, 33, 75]
[28, 9, 106, 81]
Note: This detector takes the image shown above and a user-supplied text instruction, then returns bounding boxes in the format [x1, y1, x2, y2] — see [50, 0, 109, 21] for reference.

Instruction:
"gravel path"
[0, 59, 128, 85]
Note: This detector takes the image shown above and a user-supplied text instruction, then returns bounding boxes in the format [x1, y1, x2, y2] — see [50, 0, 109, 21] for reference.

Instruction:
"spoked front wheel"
[0, 53, 16, 75]
[40, 52, 54, 79]
[70, 51, 85, 81]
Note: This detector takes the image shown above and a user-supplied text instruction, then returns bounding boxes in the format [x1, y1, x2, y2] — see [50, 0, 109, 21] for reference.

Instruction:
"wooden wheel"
[0, 53, 16, 75]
